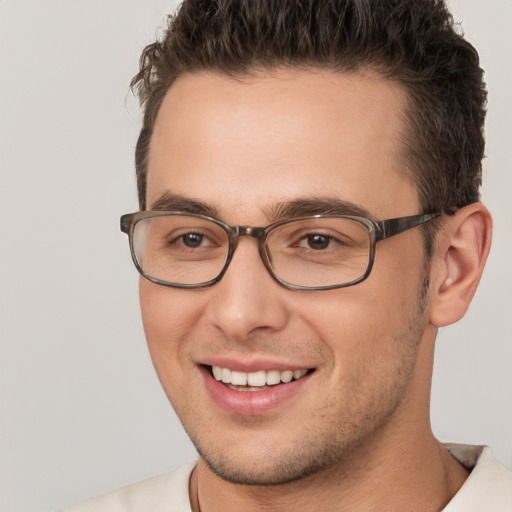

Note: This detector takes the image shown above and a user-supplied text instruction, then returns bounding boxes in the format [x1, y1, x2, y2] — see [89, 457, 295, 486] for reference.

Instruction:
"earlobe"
[429, 203, 492, 328]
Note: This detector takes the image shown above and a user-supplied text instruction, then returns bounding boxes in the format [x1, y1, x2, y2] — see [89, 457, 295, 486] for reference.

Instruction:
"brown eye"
[306, 234, 331, 250]
[182, 233, 204, 247]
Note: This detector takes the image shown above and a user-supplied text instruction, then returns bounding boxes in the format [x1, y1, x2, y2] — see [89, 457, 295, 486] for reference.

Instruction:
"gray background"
[0, 1, 510, 511]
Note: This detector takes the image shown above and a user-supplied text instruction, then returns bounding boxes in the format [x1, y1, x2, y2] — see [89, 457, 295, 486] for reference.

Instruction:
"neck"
[190, 431, 469, 512]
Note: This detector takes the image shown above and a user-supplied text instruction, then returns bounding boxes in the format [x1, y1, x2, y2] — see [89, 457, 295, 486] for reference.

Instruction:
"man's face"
[140, 69, 435, 484]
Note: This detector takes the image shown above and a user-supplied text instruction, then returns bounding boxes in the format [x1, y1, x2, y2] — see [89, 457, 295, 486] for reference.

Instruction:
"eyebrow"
[265, 197, 372, 221]
[149, 192, 372, 223]
[150, 192, 219, 217]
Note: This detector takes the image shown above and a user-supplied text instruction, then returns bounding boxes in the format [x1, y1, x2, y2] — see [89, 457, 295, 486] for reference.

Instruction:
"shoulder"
[59, 461, 196, 512]
[444, 444, 512, 511]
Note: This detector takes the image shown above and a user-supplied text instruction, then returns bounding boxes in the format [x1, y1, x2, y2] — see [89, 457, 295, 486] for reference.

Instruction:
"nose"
[205, 237, 289, 341]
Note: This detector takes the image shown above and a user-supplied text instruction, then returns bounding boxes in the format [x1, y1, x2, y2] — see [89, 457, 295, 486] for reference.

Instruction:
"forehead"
[147, 68, 419, 221]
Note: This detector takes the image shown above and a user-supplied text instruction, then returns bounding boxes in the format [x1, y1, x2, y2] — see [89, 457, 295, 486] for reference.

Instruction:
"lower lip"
[201, 367, 312, 416]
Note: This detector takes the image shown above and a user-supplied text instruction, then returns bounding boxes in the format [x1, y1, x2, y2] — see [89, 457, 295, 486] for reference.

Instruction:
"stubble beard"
[185, 271, 431, 487]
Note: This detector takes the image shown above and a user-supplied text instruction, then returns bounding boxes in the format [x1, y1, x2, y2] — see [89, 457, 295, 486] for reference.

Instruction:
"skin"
[140, 68, 491, 511]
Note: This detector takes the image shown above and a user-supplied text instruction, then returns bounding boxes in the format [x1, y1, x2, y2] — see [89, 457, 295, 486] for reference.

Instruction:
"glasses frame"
[120, 211, 439, 291]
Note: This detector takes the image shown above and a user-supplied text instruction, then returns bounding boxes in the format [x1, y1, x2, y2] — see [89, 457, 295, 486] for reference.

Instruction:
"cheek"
[138, 279, 206, 378]
[295, 248, 427, 363]
[140, 279, 204, 338]
[297, 281, 403, 343]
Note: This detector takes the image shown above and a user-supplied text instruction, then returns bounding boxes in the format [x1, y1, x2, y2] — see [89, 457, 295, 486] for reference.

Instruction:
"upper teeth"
[212, 366, 308, 387]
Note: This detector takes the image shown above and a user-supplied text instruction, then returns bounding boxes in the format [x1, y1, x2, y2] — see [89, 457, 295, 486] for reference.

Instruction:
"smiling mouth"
[207, 365, 314, 391]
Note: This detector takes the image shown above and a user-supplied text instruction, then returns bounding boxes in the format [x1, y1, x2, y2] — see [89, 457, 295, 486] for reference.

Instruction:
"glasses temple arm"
[120, 214, 132, 234]
[376, 213, 440, 240]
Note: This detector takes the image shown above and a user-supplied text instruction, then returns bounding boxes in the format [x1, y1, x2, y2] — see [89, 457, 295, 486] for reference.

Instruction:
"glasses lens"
[132, 215, 229, 285]
[265, 217, 371, 288]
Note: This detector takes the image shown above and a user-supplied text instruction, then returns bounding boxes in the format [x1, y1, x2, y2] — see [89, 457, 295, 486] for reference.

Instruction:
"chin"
[190, 427, 352, 486]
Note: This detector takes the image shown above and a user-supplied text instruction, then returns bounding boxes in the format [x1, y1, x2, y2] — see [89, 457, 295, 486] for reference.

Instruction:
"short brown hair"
[131, 0, 487, 225]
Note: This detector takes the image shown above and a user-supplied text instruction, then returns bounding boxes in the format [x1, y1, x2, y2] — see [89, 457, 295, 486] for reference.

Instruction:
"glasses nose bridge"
[237, 225, 266, 240]
[230, 225, 267, 254]
[227, 225, 269, 269]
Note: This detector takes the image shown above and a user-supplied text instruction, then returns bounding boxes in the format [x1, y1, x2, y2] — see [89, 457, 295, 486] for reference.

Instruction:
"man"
[63, 0, 512, 510]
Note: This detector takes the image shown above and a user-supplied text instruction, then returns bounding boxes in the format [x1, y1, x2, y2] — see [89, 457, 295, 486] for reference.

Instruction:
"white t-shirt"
[60, 444, 512, 511]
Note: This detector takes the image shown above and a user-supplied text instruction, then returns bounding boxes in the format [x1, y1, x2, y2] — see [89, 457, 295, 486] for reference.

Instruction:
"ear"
[429, 203, 492, 328]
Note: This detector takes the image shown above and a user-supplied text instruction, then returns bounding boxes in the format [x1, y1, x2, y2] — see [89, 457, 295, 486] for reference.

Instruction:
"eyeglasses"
[120, 211, 439, 291]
